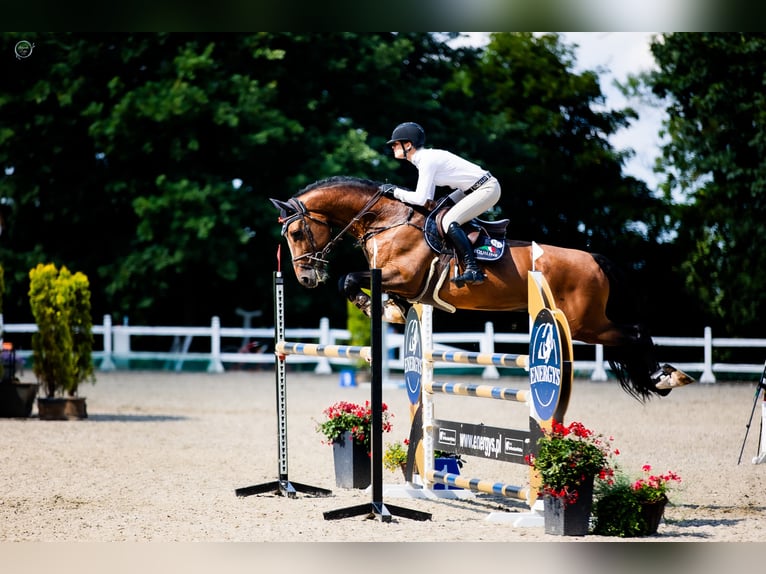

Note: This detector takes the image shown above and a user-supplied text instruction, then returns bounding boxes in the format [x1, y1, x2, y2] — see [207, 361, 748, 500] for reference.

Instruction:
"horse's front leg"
[339, 271, 407, 324]
[339, 271, 372, 316]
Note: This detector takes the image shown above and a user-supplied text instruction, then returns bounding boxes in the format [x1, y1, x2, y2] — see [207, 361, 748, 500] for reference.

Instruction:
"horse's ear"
[269, 198, 295, 219]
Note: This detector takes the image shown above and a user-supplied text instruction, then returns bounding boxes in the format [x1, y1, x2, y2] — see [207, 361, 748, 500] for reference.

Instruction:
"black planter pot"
[0, 382, 39, 418]
[332, 431, 371, 489]
[639, 496, 668, 535]
[543, 476, 595, 536]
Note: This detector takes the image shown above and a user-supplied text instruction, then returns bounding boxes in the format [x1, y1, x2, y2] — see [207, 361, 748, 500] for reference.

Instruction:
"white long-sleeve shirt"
[393, 148, 487, 206]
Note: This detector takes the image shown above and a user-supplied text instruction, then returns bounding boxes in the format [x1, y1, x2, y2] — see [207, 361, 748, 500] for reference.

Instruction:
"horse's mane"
[295, 176, 383, 197]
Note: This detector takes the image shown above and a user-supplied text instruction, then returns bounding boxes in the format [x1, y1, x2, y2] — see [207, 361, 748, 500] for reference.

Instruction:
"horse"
[270, 175, 694, 401]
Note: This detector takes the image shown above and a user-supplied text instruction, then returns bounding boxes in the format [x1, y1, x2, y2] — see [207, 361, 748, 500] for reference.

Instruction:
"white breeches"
[441, 178, 501, 232]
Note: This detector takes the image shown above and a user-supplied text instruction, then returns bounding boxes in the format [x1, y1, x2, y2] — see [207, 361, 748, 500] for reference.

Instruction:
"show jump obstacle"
[237, 266, 431, 522]
[401, 266, 574, 523]
[236, 247, 573, 524]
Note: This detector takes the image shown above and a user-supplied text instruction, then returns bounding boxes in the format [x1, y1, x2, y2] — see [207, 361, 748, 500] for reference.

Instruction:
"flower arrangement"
[316, 400, 392, 453]
[527, 420, 617, 506]
[383, 439, 409, 472]
[632, 464, 682, 504]
[593, 464, 682, 537]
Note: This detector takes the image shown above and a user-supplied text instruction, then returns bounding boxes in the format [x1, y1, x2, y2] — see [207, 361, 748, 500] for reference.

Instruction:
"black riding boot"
[446, 222, 485, 287]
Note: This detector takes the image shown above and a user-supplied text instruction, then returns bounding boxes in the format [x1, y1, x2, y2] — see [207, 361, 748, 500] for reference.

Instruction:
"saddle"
[424, 196, 508, 262]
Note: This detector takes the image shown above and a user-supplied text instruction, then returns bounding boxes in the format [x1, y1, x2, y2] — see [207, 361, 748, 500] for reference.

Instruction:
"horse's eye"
[290, 228, 304, 241]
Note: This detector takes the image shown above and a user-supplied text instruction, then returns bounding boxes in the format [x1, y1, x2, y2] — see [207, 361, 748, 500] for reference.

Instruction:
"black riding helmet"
[386, 122, 425, 148]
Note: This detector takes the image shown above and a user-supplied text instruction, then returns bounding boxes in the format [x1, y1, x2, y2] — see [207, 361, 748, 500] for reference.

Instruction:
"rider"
[385, 122, 501, 287]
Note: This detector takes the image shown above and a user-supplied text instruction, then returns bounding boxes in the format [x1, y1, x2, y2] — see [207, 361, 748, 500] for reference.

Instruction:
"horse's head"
[272, 177, 404, 288]
[270, 197, 333, 288]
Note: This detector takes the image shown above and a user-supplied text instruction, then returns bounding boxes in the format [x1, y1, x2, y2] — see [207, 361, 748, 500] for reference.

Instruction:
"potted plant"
[0, 265, 39, 418]
[316, 400, 392, 488]
[528, 420, 616, 536]
[593, 464, 682, 537]
[383, 439, 409, 477]
[29, 263, 95, 420]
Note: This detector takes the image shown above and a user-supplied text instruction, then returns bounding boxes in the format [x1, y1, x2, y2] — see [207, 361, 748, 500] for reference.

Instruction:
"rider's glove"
[379, 183, 396, 196]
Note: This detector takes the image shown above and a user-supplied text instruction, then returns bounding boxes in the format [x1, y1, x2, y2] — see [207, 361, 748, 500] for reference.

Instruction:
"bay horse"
[270, 176, 693, 401]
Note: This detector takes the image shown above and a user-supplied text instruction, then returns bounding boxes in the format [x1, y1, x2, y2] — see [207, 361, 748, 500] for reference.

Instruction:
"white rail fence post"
[590, 344, 608, 382]
[481, 321, 500, 380]
[313, 317, 333, 375]
[99, 314, 116, 371]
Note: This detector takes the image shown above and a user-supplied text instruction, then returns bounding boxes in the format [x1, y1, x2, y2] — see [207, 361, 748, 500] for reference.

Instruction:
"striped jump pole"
[276, 341, 372, 362]
[426, 349, 528, 369]
[425, 381, 528, 403]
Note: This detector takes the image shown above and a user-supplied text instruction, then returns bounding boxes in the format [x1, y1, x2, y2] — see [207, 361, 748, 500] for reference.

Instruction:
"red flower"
[316, 400, 393, 453]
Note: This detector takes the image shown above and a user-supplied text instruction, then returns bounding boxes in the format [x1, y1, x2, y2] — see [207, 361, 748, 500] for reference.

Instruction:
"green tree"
[0, 33, 682, 336]
[646, 33, 766, 336]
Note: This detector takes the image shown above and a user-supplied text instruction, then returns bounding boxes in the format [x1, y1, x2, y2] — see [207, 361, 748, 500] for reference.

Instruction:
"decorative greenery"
[593, 464, 682, 537]
[383, 438, 465, 473]
[383, 439, 409, 472]
[316, 400, 392, 453]
[592, 473, 645, 537]
[29, 263, 95, 398]
[528, 420, 616, 506]
[346, 299, 371, 371]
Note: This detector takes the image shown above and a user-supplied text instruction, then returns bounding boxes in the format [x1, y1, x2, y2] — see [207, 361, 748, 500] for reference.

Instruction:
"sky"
[560, 32, 665, 191]
[458, 32, 666, 192]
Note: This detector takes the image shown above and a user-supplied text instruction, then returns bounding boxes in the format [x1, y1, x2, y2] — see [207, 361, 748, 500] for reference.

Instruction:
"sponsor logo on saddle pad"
[404, 307, 422, 406]
[529, 308, 563, 422]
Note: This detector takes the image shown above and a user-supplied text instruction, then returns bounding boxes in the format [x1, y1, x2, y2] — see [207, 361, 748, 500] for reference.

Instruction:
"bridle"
[279, 188, 390, 268]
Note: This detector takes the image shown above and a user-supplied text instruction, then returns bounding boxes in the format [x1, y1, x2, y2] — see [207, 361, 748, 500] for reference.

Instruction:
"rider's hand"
[379, 183, 396, 196]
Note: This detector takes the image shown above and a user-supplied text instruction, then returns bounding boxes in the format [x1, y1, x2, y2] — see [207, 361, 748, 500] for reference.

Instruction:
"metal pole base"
[323, 501, 431, 522]
[236, 479, 332, 499]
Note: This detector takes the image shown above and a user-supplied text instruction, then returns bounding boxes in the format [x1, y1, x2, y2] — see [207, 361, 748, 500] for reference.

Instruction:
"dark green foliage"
[0, 32, 711, 335]
[645, 33, 766, 336]
[592, 474, 645, 537]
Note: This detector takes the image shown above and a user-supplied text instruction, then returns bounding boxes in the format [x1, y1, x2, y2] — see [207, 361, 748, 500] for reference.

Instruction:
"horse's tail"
[592, 253, 665, 401]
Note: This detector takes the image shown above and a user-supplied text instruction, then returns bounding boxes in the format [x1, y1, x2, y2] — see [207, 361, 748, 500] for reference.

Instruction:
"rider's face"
[391, 141, 410, 160]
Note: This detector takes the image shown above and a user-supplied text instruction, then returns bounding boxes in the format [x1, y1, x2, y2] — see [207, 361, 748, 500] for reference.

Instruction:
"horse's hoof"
[653, 364, 696, 390]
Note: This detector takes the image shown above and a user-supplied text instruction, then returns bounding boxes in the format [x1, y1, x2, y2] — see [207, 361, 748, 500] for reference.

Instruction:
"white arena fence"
[2, 314, 765, 383]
